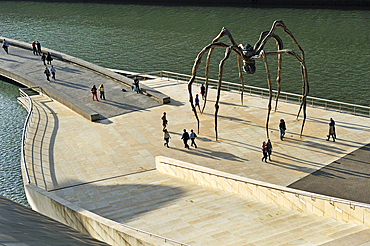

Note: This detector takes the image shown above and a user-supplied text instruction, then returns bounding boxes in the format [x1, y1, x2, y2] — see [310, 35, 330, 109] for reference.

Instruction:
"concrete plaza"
[2, 42, 370, 245]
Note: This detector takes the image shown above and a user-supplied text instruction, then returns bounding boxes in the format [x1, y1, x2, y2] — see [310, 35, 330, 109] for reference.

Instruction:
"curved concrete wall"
[24, 184, 176, 246]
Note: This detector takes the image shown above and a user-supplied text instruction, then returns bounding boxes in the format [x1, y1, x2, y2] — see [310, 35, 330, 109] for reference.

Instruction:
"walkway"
[3, 41, 370, 245]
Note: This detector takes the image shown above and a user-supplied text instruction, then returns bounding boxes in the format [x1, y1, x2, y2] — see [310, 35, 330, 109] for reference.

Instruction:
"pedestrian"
[44, 67, 51, 81]
[161, 112, 168, 130]
[266, 139, 272, 161]
[163, 129, 171, 148]
[2, 39, 9, 54]
[98, 84, 105, 100]
[32, 41, 37, 55]
[36, 41, 41, 55]
[50, 65, 56, 80]
[279, 119, 286, 140]
[134, 76, 140, 94]
[91, 85, 98, 101]
[327, 119, 335, 142]
[262, 141, 268, 162]
[46, 52, 53, 65]
[200, 84, 205, 100]
[194, 94, 200, 111]
[190, 129, 197, 148]
[41, 53, 46, 66]
[181, 129, 190, 149]
[330, 118, 336, 139]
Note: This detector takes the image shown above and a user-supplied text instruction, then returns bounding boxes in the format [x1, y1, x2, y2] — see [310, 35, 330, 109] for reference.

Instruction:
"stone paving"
[4, 43, 370, 245]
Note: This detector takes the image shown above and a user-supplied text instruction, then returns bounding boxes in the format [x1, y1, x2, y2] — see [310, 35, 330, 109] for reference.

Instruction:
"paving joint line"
[48, 168, 156, 192]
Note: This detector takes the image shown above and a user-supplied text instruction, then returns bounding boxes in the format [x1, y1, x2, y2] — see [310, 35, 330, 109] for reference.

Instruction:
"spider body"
[188, 20, 308, 141]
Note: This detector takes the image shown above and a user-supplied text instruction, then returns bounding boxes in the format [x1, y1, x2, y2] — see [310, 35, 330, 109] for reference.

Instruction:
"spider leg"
[237, 54, 245, 105]
[202, 27, 240, 113]
[188, 42, 229, 134]
[262, 49, 308, 137]
[214, 46, 232, 141]
[202, 48, 214, 114]
[260, 50, 272, 139]
[254, 31, 283, 111]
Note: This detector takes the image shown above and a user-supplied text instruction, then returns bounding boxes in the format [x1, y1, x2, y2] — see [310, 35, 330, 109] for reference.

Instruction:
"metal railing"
[19, 86, 41, 184]
[18, 86, 190, 246]
[134, 70, 370, 117]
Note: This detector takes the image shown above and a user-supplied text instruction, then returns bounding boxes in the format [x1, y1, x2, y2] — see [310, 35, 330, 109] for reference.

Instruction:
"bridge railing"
[18, 86, 42, 184]
[135, 70, 370, 117]
[18, 85, 190, 246]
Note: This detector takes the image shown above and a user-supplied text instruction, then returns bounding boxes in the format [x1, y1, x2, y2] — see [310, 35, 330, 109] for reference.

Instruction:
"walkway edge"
[24, 183, 178, 246]
[1, 37, 170, 105]
[156, 156, 370, 227]
[0, 67, 99, 121]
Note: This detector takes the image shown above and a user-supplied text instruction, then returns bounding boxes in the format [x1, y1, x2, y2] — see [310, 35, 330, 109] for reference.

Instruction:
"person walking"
[330, 118, 336, 139]
[163, 129, 171, 148]
[161, 112, 168, 130]
[44, 67, 51, 81]
[181, 129, 190, 149]
[41, 53, 46, 66]
[190, 129, 197, 148]
[200, 84, 205, 100]
[194, 94, 200, 111]
[91, 85, 98, 101]
[32, 41, 37, 55]
[50, 65, 56, 80]
[134, 76, 140, 94]
[2, 39, 9, 54]
[266, 139, 272, 161]
[279, 119, 286, 140]
[36, 41, 41, 55]
[46, 52, 53, 65]
[98, 84, 105, 100]
[327, 119, 336, 142]
[262, 141, 268, 162]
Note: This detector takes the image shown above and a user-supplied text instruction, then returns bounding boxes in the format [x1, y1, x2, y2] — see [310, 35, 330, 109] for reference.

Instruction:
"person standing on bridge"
[2, 39, 9, 54]
[91, 85, 98, 101]
[134, 76, 140, 94]
[98, 84, 105, 100]
[32, 41, 37, 55]
[41, 53, 46, 66]
[50, 65, 56, 80]
[36, 41, 41, 55]
[46, 52, 53, 65]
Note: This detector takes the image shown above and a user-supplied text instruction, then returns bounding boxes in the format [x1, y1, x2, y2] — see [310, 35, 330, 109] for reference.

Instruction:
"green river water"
[0, 1, 369, 205]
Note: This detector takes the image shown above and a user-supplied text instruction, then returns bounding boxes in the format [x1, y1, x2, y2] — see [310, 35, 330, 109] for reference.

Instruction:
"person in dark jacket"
[279, 119, 286, 140]
[181, 129, 190, 149]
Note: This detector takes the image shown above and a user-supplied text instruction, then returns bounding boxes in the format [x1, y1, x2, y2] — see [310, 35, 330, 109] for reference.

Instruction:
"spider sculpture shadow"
[188, 20, 308, 141]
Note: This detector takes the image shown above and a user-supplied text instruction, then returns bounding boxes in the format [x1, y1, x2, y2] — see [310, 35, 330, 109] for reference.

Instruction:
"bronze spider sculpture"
[188, 20, 308, 140]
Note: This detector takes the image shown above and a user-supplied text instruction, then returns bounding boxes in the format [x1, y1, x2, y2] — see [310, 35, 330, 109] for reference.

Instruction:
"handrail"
[133, 70, 370, 117]
[116, 222, 191, 246]
[18, 86, 190, 246]
[19, 87, 40, 184]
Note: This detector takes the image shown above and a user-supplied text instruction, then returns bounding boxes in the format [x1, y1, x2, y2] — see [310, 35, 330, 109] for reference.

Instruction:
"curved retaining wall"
[24, 184, 176, 246]
[156, 156, 370, 227]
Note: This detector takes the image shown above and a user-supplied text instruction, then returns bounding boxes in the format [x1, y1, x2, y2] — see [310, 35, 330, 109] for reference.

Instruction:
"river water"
[0, 2, 369, 205]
